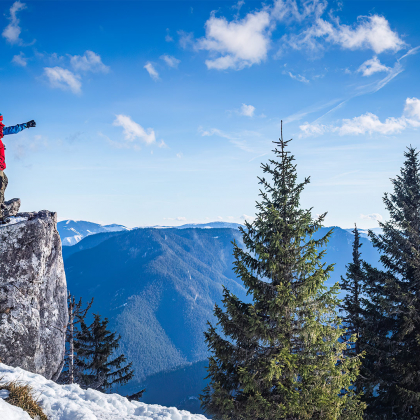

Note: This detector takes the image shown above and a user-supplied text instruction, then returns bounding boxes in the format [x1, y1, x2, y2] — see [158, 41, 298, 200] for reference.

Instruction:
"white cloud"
[404, 97, 420, 122]
[199, 126, 236, 140]
[286, 15, 405, 54]
[144, 62, 159, 80]
[339, 113, 407, 135]
[176, 152, 183, 158]
[160, 54, 180, 68]
[300, 122, 328, 136]
[361, 213, 383, 222]
[70, 51, 109, 73]
[176, 216, 186, 221]
[196, 10, 271, 70]
[113, 115, 156, 144]
[12, 52, 27, 67]
[240, 103, 256, 117]
[299, 97, 420, 137]
[2, 1, 27, 45]
[358, 56, 390, 76]
[44, 67, 82, 94]
[288, 71, 309, 83]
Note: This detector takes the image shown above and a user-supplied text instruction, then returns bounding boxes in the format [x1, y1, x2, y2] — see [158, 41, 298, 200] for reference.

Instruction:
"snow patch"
[0, 398, 31, 420]
[0, 216, 28, 228]
[0, 364, 209, 420]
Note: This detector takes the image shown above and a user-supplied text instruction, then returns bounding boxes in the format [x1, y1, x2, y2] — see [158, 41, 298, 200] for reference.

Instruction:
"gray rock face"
[0, 210, 68, 380]
[3, 198, 21, 217]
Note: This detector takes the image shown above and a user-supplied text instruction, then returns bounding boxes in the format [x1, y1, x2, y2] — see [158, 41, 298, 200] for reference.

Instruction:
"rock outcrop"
[3, 198, 21, 218]
[0, 210, 68, 380]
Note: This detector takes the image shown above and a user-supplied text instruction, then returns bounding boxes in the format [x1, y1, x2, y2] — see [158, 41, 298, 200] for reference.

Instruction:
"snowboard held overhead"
[0, 115, 36, 224]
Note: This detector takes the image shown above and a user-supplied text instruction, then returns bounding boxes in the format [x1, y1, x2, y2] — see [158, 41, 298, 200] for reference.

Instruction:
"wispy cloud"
[399, 46, 420, 61]
[144, 62, 159, 80]
[70, 51, 110, 73]
[158, 140, 168, 148]
[272, 0, 327, 23]
[113, 115, 156, 145]
[199, 126, 236, 140]
[12, 52, 27, 67]
[357, 56, 391, 77]
[165, 28, 174, 42]
[160, 54, 180, 68]
[2, 1, 30, 45]
[300, 97, 420, 137]
[178, 30, 195, 49]
[288, 71, 309, 83]
[44, 67, 82, 94]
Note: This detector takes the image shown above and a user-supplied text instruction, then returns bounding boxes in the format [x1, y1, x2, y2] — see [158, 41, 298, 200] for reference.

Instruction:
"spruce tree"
[363, 147, 420, 418]
[340, 225, 364, 359]
[76, 314, 134, 392]
[200, 134, 364, 420]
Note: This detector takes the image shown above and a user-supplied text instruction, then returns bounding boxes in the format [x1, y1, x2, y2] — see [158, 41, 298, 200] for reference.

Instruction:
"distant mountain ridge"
[59, 219, 382, 247]
[58, 220, 243, 246]
[58, 220, 132, 246]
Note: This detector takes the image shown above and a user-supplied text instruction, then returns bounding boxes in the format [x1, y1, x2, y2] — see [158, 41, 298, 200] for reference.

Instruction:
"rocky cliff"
[0, 210, 68, 380]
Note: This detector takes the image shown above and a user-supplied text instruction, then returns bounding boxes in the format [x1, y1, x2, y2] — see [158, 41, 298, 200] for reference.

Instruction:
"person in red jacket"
[0, 114, 36, 224]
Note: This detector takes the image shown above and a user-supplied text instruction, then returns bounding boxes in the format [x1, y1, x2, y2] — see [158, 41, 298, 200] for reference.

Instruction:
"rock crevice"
[0, 210, 68, 380]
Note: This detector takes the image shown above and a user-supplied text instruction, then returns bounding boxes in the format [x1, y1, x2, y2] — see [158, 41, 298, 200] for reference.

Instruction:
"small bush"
[0, 379, 48, 420]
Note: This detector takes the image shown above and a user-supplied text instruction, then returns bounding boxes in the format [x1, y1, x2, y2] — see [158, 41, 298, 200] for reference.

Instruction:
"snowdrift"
[0, 364, 209, 420]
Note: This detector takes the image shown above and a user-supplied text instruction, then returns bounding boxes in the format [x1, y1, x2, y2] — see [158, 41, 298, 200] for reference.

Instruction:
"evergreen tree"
[363, 147, 420, 418]
[57, 292, 93, 385]
[340, 225, 364, 359]
[200, 134, 365, 420]
[76, 314, 134, 392]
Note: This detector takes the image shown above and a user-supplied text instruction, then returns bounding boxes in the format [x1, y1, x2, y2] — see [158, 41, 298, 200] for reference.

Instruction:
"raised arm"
[3, 120, 36, 135]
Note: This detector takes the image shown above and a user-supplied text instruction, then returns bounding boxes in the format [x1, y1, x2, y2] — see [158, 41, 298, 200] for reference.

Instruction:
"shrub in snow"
[0, 380, 47, 419]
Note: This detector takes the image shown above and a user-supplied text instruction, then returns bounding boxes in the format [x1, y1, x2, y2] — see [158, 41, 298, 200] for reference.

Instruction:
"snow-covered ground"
[0, 364, 208, 420]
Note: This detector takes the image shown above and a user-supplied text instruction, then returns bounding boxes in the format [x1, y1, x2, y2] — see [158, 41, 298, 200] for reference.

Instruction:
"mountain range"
[58, 220, 243, 246]
[60, 221, 382, 414]
[58, 220, 131, 246]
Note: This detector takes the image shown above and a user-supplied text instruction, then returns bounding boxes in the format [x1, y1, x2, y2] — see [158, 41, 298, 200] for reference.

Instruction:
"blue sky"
[1, 0, 419, 228]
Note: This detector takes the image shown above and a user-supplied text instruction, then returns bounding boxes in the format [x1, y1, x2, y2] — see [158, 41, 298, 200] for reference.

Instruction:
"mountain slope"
[64, 227, 247, 382]
[64, 226, 380, 384]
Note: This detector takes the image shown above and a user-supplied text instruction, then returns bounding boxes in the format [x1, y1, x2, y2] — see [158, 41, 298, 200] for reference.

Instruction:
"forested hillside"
[63, 224, 380, 412]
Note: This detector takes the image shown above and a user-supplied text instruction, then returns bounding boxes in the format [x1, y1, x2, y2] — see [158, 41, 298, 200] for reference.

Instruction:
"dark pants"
[0, 171, 8, 218]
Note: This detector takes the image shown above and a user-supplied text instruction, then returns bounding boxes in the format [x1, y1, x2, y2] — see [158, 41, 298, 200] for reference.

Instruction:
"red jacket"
[0, 115, 4, 171]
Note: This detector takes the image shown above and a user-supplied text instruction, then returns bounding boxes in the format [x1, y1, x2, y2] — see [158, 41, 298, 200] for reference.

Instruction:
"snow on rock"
[0, 364, 209, 420]
[0, 210, 68, 380]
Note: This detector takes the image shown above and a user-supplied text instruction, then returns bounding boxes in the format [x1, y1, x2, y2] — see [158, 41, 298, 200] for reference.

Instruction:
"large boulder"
[0, 210, 68, 380]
